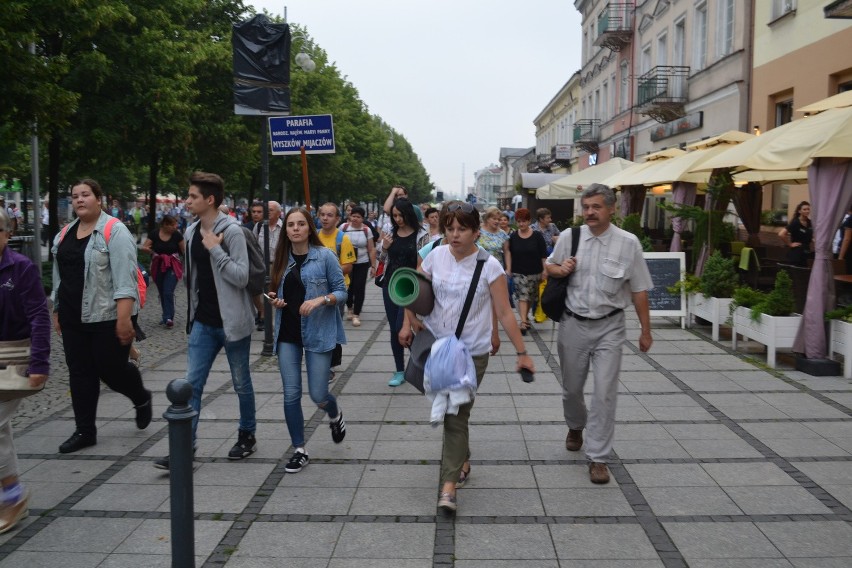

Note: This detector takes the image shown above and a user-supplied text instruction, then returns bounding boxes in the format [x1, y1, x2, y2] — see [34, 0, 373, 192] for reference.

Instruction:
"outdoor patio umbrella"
[602, 148, 685, 189]
[535, 157, 634, 199]
[796, 90, 852, 114]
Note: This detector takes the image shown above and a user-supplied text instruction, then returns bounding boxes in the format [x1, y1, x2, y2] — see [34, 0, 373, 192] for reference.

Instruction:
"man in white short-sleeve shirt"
[546, 183, 653, 485]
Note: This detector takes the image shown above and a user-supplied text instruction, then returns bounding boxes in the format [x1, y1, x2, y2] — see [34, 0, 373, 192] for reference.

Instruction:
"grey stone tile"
[740, 422, 823, 439]
[329, 559, 432, 568]
[663, 522, 783, 559]
[376, 423, 443, 441]
[25, 481, 88, 509]
[467, 423, 525, 441]
[540, 488, 634, 516]
[278, 463, 366, 488]
[820, 484, 852, 509]
[802, 421, 852, 438]
[369, 440, 442, 460]
[648, 354, 711, 370]
[672, 372, 744, 392]
[794, 461, 852, 485]
[306, 439, 375, 460]
[455, 562, 560, 568]
[533, 464, 620, 489]
[333, 523, 435, 559]
[20, 517, 143, 553]
[457, 464, 535, 488]
[687, 561, 793, 568]
[757, 521, 852, 558]
[71, 483, 167, 512]
[522, 424, 571, 441]
[168, 484, 258, 514]
[646, 405, 718, 421]
[455, 488, 545, 516]
[359, 464, 437, 488]
[725, 486, 833, 515]
[789, 559, 852, 567]
[643, 486, 743, 516]
[233, 522, 341, 559]
[614, 423, 673, 440]
[225, 560, 330, 568]
[613, 438, 690, 459]
[467, 440, 531, 461]
[760, 437, 849, 458]
[260, 486, 355, 515]
[0, 552, 108, 568]
[679, 438, 764, 459]
[702, 462, 799, 486]
[661, 423, 740, 440]
[549, 524, 659, 560]
[455, 524, 556, 560]
[191, 462, 276, 486]
[613, 405, 655, 421]
[349, 487, 437, 516]
[625, 463, 718, 487]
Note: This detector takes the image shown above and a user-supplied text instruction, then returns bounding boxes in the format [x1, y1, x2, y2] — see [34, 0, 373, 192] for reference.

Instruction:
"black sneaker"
[330, 412, 346, 443]
[228, 430, 257, 460]
[59, 431, 97, 454]
[255, 317, 265, 331]
[153, 448, 196, 471]
[284, 450, 309, 473]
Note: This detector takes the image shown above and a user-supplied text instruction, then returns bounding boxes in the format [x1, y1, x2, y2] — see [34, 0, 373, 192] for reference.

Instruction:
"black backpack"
[222, 224, 267, 296]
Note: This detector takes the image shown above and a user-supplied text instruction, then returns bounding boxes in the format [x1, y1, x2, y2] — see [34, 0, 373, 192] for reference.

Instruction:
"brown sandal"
[456, 463, 471, 488]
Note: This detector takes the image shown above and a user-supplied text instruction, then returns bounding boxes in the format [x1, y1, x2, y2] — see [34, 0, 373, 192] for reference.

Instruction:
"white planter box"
[689, 294, 733, 342]
[829, 319, 852, 379]
[732, 306, 802, 368]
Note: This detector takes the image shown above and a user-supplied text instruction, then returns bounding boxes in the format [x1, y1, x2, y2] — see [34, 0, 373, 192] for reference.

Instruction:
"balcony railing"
[595, 3, 634, 52]
[636, 66, 690, 123]
[573, 119, 601, 153]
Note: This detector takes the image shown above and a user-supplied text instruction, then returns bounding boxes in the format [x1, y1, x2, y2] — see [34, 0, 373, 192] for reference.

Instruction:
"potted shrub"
[730, 271, 801, 368]
[826, 305, 852, 379]
[689, 251, 739, 341]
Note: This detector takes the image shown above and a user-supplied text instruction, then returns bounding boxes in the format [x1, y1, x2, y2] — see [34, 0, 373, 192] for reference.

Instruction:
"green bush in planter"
[731, 270, 795, 321]
[700, 251, 738, 298]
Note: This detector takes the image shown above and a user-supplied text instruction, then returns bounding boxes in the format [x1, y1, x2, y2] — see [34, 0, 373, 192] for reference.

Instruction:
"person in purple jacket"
[0, 207, 50, 534]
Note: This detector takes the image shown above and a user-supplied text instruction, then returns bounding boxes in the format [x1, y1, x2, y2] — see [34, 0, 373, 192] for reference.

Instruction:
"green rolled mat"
[388, 267, 434, 315]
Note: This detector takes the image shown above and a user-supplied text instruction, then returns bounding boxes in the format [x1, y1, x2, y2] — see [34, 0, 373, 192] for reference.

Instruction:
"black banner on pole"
[232, 14, 291, 115]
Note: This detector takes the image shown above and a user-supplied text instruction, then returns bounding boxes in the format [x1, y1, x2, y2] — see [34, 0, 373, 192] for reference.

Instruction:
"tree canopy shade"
[0, 2, 435, 238]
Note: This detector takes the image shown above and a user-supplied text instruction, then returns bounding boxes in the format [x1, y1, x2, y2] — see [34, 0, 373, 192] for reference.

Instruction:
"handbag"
[541, 227, 581, 322]
[374, 259, 386, 287]
[404, 249, 488, 393]
[0, 338, 44, 401]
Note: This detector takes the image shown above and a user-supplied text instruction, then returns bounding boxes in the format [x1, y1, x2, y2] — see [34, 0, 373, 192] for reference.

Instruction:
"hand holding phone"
[263, 293, 274, 302]
[520, 369, 535, 383]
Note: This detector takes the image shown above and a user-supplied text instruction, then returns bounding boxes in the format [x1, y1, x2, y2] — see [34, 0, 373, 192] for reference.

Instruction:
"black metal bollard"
[164, 379, 198, 568]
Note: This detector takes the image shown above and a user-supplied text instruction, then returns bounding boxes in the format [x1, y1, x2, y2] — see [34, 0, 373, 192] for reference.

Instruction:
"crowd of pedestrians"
[0, 173, 657, 530]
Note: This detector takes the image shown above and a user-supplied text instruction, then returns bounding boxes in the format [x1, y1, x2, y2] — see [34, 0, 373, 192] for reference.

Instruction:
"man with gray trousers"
[154, 172, 258, 470]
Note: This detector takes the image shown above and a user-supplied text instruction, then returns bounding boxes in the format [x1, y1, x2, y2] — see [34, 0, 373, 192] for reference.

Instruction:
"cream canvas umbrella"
[602, 148, 685, 189]
[535, 157, 634, 199]
[797, 90, 852, 114]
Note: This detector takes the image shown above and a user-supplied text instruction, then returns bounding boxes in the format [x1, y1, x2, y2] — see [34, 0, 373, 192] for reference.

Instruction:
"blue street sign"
[268, 114, 336, 156]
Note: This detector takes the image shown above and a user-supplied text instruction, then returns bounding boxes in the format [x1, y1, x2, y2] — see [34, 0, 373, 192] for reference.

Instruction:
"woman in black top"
[779, 201, 812, 267]
[379, 198, 427, 387]
[505, 208, 548, 334]
[141, 215, 185, 328]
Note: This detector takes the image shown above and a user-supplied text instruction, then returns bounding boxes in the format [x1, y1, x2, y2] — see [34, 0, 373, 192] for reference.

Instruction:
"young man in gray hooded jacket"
[154, 172, 258, 470]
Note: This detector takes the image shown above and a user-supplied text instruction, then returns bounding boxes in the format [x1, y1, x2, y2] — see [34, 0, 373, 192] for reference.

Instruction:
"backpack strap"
[102, 217, 120, 243]
[455, 248, 489, 339]
[570, 226, 581, 257]
[335, 229, 344, 257]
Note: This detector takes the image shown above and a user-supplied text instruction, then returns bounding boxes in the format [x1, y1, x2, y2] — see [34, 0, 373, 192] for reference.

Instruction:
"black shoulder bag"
[541, 228, 581, 322]
[404, 249, 488, 393]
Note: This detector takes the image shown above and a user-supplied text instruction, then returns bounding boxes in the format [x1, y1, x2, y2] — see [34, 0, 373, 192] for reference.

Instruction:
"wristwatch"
[323, 295, 331, 305]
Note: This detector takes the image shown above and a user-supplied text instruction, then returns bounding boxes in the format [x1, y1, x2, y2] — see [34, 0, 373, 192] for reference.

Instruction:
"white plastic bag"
[423, 335, 477, 394]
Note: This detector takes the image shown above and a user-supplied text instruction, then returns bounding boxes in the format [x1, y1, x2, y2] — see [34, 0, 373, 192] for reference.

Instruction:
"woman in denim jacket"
[269, 208, 347, 473]
[51, 179, 151, 454]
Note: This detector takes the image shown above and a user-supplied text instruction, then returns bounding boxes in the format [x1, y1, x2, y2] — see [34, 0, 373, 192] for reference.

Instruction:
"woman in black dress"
[779, 201, 812, 267]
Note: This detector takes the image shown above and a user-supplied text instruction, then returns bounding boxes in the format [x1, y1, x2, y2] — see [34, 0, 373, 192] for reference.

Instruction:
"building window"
[776, 99, 794, 126]
[657, 32, 668, 66]
[674, 18, 686, 67]
[693, 2, 707, 70]
[717, 0, 734, 57]
[641, 44, 652, 75]
[610, 73, 616, 117]
[771, 0, 796, 20]
[602, 82, 609, 121]
[620, 61, 629, 111]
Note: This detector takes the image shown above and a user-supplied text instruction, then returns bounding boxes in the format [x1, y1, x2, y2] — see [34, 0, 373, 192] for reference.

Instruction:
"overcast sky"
[251, 1, 583, 201]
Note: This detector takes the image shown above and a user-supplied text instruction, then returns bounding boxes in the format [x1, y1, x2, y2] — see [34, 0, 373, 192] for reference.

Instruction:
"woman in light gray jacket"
[52, 179, 151, 454]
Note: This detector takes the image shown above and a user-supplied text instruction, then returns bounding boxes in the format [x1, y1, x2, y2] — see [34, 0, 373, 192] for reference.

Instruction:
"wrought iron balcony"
[594, 3, 634, 52]
[824, 0, 852, 18]
[636, 66, 690, 123]
[573, 119, 600, 153]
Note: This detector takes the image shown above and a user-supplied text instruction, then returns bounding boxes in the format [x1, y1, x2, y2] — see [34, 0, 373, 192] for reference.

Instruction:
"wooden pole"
[300, 145, 311, 212]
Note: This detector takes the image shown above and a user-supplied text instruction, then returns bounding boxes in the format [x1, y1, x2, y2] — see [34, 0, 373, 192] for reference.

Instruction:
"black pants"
[62, 320, 149, 437]
[346, 262, 370, 315]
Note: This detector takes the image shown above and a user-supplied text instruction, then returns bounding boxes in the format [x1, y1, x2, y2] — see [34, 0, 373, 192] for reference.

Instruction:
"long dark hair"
[391, 198, 419, 236]
[271, 208, 323, 290]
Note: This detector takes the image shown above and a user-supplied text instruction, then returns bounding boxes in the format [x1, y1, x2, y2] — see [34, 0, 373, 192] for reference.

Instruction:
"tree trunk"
[147, 151, 159, 235]
[47, 134, 61, 261]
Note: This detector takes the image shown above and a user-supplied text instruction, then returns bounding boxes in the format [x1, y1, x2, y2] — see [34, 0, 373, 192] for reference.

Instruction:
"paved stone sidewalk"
[2, 281, 852, 567]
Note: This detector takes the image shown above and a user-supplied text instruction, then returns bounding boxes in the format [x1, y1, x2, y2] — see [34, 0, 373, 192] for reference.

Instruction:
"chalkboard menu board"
[643, 252, 686, 320]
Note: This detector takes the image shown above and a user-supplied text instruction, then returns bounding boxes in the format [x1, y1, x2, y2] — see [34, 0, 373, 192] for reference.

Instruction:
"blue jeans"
[186, 322, 256, 445]
[156, 269, 178, 323]
[277, 342, 338, 448]
[382, 284, 405, 372]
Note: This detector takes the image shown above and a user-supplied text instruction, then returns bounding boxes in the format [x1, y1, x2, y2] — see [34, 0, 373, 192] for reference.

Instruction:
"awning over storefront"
[520, 173, 569, 189]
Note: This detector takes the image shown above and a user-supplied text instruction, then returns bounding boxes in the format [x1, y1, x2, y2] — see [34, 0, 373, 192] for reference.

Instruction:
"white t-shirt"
[421, 246, 505, 356]
[341, 223, 371, 264]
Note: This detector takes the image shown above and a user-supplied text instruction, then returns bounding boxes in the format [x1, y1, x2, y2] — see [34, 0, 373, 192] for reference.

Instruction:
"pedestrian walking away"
[268, 208, 348, 473]
[141, 214, 185, 329]
[545, 183, 653, 484]
[506, 208, 548, 336]
[0, 206, 51, 533]
[52, 179, 152, 455]
[399, 201, 534, 513]
[153, 172, 258, 471]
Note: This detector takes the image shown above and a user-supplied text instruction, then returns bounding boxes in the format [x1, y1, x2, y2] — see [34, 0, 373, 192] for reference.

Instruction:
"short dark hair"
[350, 206, 366, 217]
[75, 178, 103, 200]
[425, 207, 439, 217]
[536, 207, 551, 221]
[189, 172, 225, 208]
[581, 183, 616, 206]
[440, 201, 481, 233]
[391, 198, 419, 234]
[515, 208, 531, 222]
[320, 202, 340, 217]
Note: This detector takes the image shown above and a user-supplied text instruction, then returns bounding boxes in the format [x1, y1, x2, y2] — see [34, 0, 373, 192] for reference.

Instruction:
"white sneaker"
[345, 309, 354, 320]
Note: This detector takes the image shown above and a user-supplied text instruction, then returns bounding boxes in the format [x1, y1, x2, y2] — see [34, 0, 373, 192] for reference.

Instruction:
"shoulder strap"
[455, 249, 489, 338]
[570, 226, 581, 257]
[102, 217, 120, 244]
[335, 229, 343, 256]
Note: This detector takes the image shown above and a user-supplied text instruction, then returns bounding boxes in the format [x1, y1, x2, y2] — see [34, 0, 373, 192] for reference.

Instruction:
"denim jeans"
[382, 284, 405, 372]
[156, 268, 178, 323]
[277, 342, 338, 448]
[186, 322, 256, 445]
